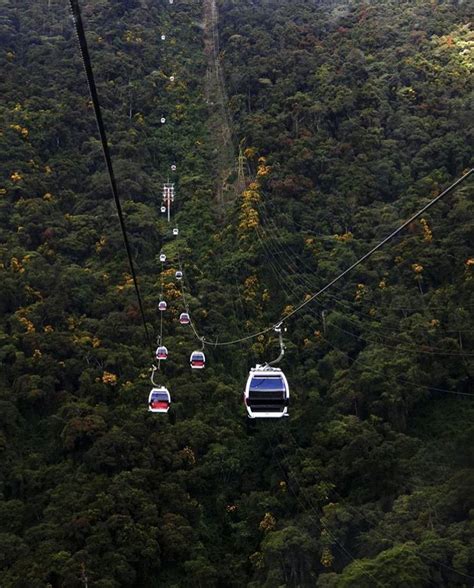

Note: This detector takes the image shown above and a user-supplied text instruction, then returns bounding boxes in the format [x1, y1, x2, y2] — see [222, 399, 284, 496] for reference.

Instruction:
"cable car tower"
[162, 183, 175, 223]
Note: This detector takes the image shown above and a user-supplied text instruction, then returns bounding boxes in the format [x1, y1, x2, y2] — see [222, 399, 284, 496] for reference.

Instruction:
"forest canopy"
[0, 0, 473, 586]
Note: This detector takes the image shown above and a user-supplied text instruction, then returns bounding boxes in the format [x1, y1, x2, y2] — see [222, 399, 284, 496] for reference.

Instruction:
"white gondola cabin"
[171, 164, 177, 171]
[173, 228, 179, 236]
[155, 346, 168, 360]
[161, 206, 166, 213]
[244, 365, 289, 419]
[158, 300, 167, 312]
[190, 351, 205, 369]
[179, 312, 190, 325]
[160, 253, 166, 263]
[148, 387, 171, 413]
[175, 270, 183, 280]
[161, 34, 166, 41]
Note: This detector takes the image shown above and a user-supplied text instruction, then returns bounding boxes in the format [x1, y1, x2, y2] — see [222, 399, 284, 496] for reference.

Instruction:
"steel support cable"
[257, 199, 474, 327]
[257, 191, 472, 246]
[69, 0, 153, 355]
[255, 221, 474, 357]
[255, 221, 474, 395]
[205, 169, 473, 347]
[257, 183, 472, 348]
[283, 429, 474, 581]
[317, 328, 474, 397]
[255, 223, 473, 396]
[265, 434, 384, 587]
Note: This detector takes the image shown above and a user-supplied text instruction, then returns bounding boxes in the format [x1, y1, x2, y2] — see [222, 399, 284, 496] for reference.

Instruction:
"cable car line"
[256, 207, 474, 333]
[69, 0, 153, 355]
[255, 221, 474, 358]
[254, 227, 474, 392]
[257, 226, 473, 397]
[266, 434, 385, 587]
[318, 328, 474, 398]
[252, 170, 474, 347]
[205, 169, 473, 347]
[281, 431, 474, 581]
[70, 0, 472, 417]
[256, 190, 472, 256]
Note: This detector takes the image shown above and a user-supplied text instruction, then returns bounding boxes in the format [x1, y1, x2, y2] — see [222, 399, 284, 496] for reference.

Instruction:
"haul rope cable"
[204, 169, 473, 347]
[69, 0, 153, 355]
[255, 224, 474, 397]
[266, 338, 473, 578]
[252, 170, 472, 344]
[318, 329, 474, 397]
[256, 188, 469, 241]
[283, 428, 474, 581]
[226, 188, 474, 363]
[255, 205, 474, 332]
[264, 432, 384, 587]
[255, 198, 474, 326]
[254, 217, 474, 357]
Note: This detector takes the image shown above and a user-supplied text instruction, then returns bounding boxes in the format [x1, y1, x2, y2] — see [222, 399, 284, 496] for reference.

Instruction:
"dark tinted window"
[152, 392, 169, 401]
[249, 376, 285, 392]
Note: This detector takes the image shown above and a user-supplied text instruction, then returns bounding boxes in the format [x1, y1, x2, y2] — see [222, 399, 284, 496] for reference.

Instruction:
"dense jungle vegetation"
[0, 0, 473, 585]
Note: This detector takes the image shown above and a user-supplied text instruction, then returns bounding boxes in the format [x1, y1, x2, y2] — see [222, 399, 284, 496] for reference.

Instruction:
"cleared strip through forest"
[202, 0, 236, 214]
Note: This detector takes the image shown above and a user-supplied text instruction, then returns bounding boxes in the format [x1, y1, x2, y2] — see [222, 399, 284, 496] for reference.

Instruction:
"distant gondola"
[175, 270, 183, 280]
[148, 387, 171, 413]
[158, 300, 167, 311]
[179, 312, 190, 325]
[190, 350, 205, 369]
[155, 346, 168, 360]
[160, 253, 166, 262]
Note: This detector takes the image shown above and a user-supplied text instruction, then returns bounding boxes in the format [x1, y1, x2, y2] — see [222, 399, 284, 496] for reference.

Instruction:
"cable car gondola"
[190, 350, 205, 369]
[244, 365, 289, 418]
[179, 312, 190, 325]
[171, 164, 177, 171]
[158, 300, 167, 311]
[155, 346, 168, 360]
[160, 253, 166, 262]
[160, 117, 166, 124]
[161, 34, 166, 41]
[161, 206, 166, 213]
[148, 387, 171, 413]
[173, 227, 179, 236]
[175, 270, 183, 280]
